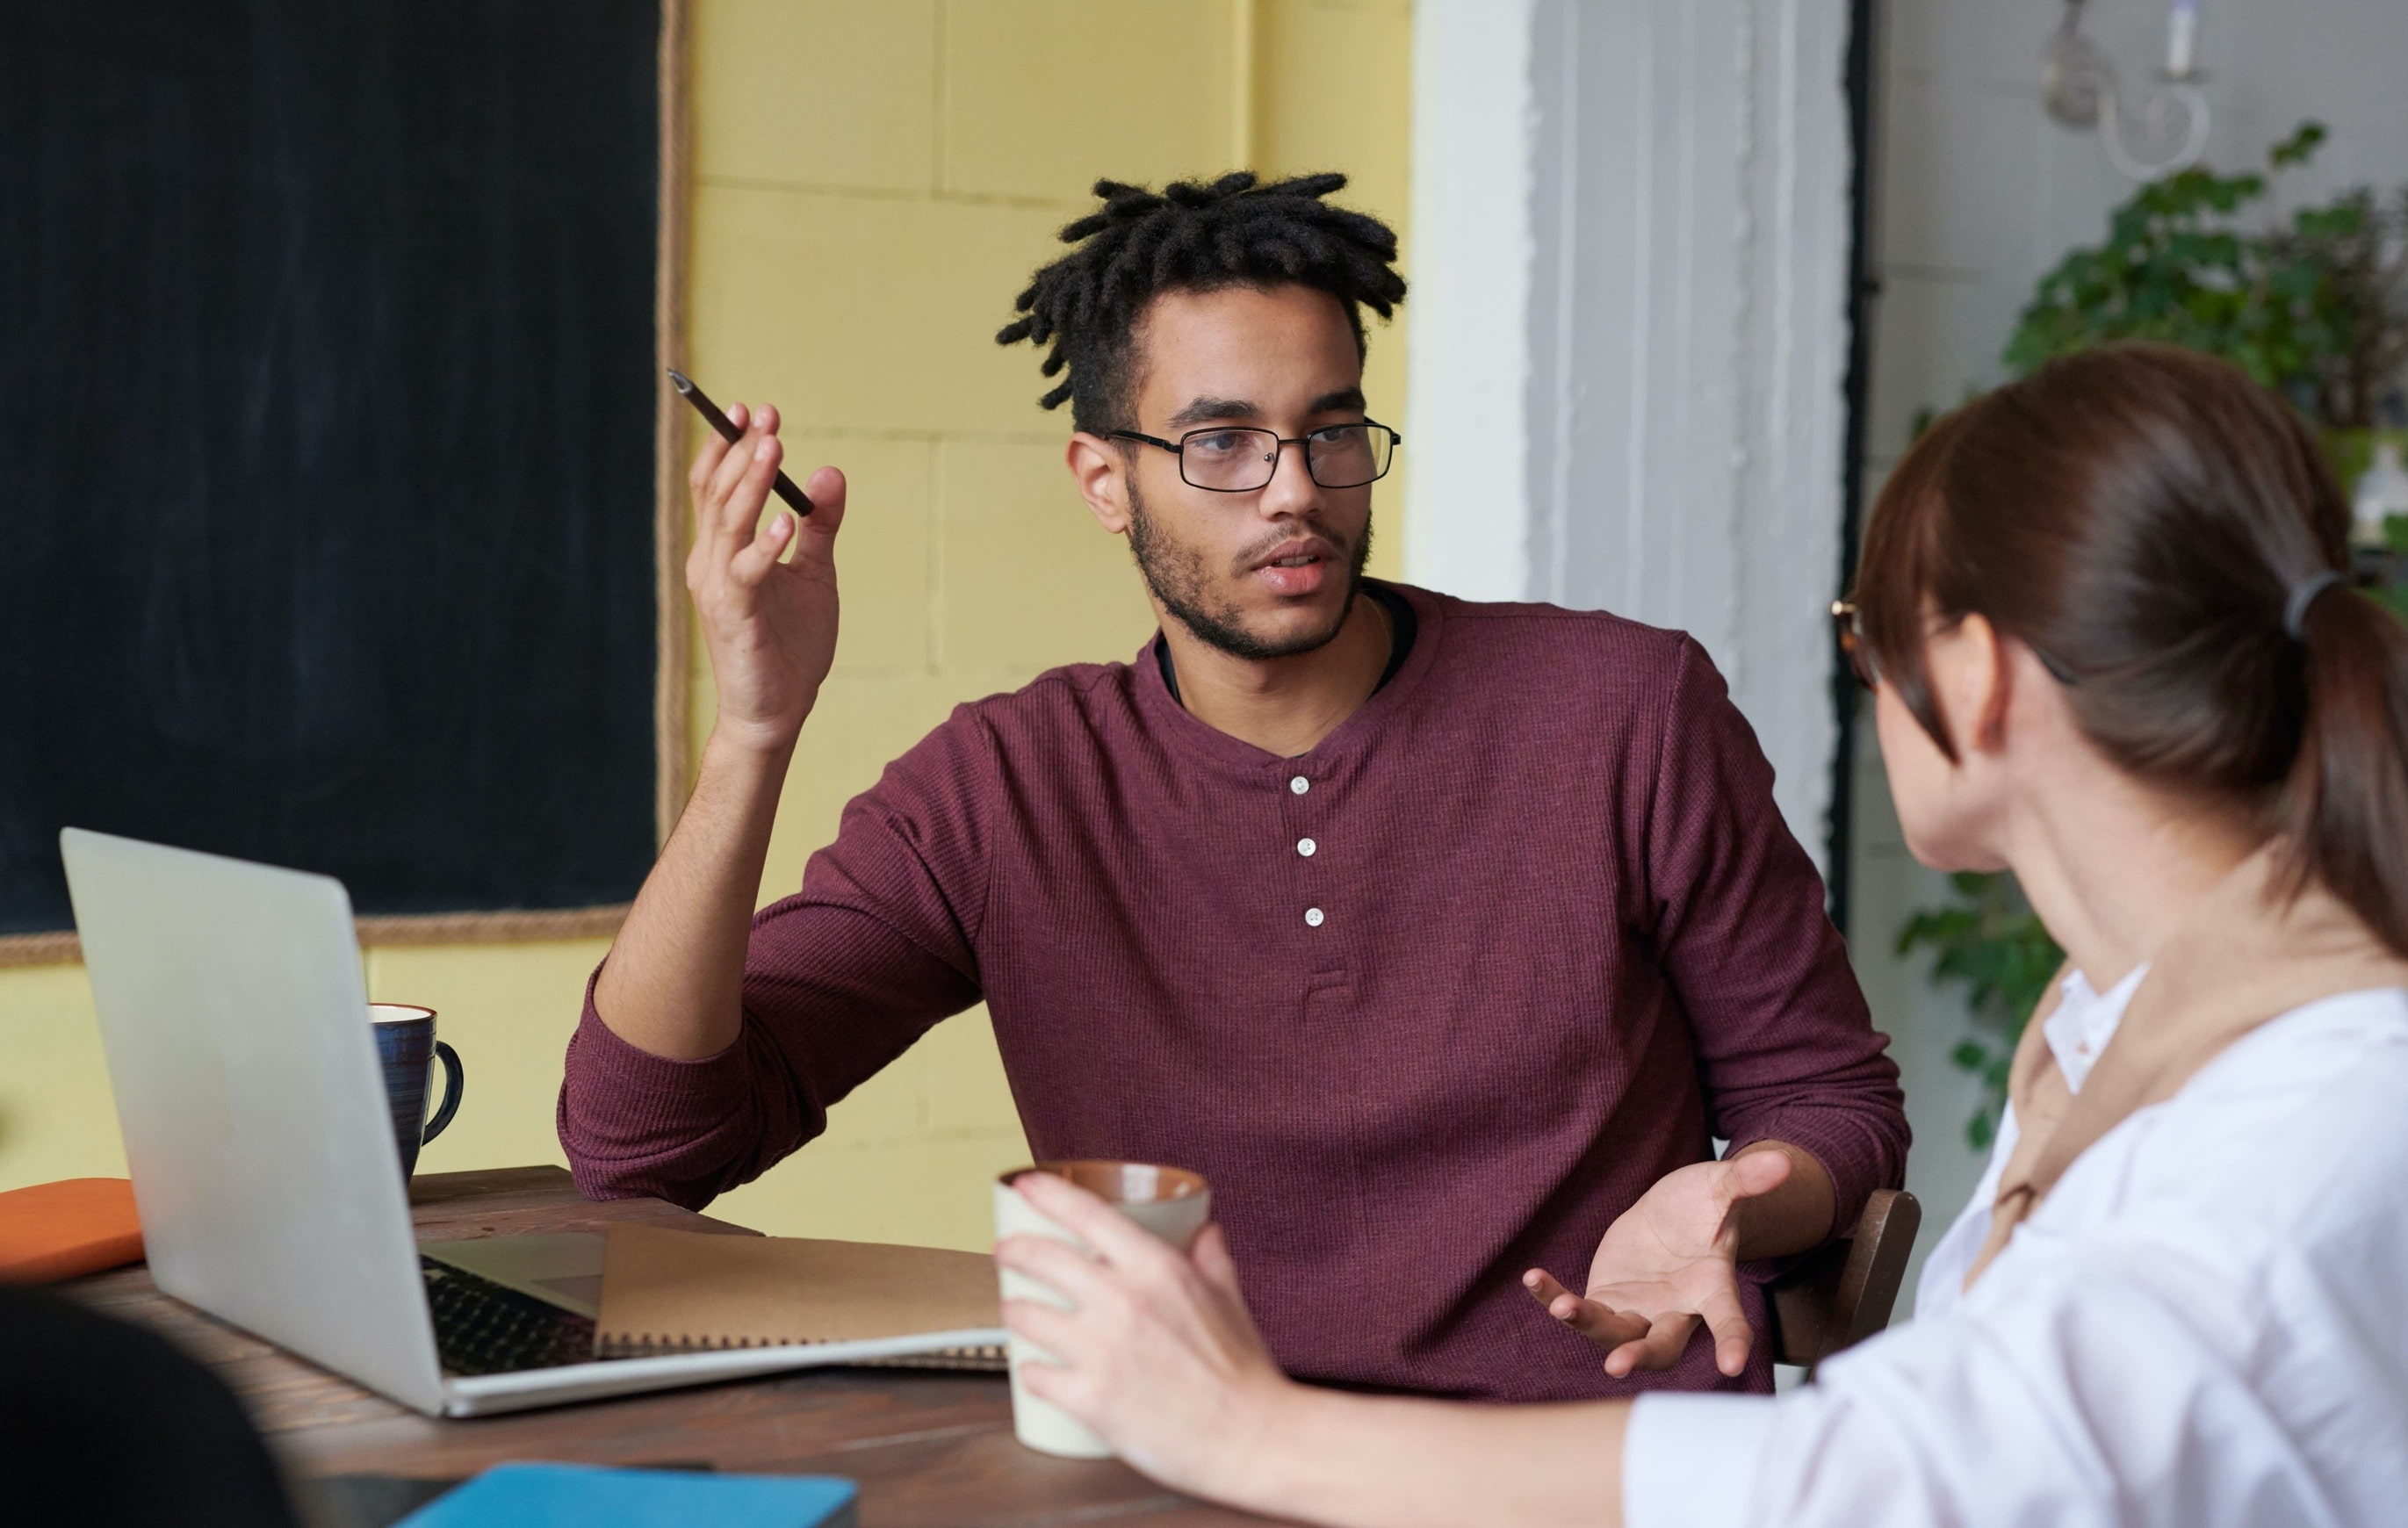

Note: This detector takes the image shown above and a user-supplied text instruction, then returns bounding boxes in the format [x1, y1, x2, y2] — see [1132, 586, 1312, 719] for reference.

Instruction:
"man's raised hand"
[684, 400, 846, 755]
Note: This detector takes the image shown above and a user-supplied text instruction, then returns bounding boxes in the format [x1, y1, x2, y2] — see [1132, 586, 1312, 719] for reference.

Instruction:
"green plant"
[2001, 123, 2384, 405]
[2285, 184, 2408, 429]
[2383, 514, 2408, 625]
[1898, 122, 2408, 1150]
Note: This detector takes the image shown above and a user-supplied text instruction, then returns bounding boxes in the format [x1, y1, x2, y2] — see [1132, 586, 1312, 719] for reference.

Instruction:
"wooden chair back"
[1765, 1188, 1921, 1373]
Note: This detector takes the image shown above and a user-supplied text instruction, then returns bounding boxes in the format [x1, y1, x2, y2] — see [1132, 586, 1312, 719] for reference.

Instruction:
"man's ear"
[1066, 432, 1133, 536]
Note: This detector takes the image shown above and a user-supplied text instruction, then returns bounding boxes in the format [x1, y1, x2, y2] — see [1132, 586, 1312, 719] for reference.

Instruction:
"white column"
[1400, 0, 1539, 602]
[1406, 0, 1856, 865]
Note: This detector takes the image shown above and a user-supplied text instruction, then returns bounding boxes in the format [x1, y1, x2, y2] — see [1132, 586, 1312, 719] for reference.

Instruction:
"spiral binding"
[594, 1331, 1007, 1371]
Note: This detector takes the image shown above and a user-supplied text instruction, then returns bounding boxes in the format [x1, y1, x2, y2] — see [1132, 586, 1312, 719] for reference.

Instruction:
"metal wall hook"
[2043, 0, 2212, 181]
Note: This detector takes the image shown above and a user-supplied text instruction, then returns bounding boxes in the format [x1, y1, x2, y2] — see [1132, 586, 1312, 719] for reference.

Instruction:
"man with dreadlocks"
[560, 172, 1905, 1405]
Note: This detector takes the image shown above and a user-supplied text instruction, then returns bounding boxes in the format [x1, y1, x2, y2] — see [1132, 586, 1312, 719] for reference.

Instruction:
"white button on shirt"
[1297, 838, 1317, 858]
[1304, 907, 1325, 927]
[1624, 983, 2408, 1528]
[1290, 775, 1310, 795]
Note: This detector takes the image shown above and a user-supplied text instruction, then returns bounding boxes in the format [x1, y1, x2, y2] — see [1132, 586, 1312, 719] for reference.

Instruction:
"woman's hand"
[995, 1172, 1297, 1499]
[1001, 1173, 1639, 1528]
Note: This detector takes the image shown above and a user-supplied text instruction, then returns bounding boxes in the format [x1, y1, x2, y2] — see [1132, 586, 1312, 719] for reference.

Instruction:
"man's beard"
[1125, 479, 1373, 660]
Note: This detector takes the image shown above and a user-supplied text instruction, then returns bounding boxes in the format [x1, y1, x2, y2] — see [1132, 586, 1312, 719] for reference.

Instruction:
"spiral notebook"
[594, 1224, 1007, 1369]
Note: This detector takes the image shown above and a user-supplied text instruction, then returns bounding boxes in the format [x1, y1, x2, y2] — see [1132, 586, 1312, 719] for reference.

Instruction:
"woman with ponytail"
[988, 342, 2408, 1527]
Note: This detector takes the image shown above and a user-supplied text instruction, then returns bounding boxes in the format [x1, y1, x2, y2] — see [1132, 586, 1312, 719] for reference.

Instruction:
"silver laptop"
[61, 828, 1005, 1417]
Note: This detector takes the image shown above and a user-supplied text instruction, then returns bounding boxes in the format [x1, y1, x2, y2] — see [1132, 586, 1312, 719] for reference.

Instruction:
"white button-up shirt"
[1624, 984, 2408, 1528]
[1914, 962, 2148, 1300]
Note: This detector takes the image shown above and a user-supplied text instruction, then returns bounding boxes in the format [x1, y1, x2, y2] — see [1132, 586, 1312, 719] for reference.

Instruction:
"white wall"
[1852, 0, 2408, 1309]
[1407, 0, 1858, 863]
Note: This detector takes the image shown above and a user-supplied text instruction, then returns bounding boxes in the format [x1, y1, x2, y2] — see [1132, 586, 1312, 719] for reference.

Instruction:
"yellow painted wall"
[0, 0, 1411, 1254]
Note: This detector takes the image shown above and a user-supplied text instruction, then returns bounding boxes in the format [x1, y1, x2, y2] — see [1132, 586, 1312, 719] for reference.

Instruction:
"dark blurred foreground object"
[0, 1286, 299, 1527]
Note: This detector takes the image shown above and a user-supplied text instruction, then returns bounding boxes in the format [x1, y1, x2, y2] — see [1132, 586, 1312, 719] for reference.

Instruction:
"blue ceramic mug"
[369, 1005, 464, 1181]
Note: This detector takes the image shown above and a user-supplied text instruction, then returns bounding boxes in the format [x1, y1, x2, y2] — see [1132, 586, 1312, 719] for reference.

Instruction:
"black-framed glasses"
[1109, 420, 1401, 493]
[1830, 598, 2080, 690]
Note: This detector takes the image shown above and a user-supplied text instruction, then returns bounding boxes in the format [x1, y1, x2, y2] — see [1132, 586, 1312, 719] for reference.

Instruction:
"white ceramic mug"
[993, 1160, 1213, 1459]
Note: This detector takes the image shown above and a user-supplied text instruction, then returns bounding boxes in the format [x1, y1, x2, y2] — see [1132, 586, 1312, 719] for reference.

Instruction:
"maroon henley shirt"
[559, 583, 1907, 1402]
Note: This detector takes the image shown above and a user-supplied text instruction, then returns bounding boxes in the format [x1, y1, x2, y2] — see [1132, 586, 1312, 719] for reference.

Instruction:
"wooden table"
[68, 1166, 1266, 1526]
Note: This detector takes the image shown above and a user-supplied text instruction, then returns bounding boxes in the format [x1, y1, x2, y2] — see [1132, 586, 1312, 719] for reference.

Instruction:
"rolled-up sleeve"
[1643, 638, 1908, 1239]
[558, 706, 998, 1209]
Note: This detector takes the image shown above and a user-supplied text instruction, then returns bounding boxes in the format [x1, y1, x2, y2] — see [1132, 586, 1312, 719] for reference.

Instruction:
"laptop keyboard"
[421, 1257, 609, 1376]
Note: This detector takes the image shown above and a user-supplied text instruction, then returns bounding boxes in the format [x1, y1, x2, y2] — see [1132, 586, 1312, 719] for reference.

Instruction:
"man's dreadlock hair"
[995, 171, 1407, 436]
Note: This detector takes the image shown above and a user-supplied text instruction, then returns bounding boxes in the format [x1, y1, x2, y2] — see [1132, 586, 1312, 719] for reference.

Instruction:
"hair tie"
[2282, 571, 2344, 641]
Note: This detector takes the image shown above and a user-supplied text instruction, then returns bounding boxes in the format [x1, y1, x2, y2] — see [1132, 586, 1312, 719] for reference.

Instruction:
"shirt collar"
[2044, 962, 2150, 1095]
[1130, 580, 1447, 775]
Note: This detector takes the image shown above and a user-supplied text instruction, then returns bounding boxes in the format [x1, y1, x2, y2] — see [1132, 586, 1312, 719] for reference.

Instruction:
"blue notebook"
[397, 1463, 857, 1527]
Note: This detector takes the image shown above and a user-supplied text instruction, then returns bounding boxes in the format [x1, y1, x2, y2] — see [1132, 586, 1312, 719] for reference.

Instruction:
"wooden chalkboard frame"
[0, 0, 688, 968]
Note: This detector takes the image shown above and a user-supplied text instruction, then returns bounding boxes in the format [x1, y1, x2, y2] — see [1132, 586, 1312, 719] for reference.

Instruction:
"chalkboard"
[0, 0, 678, 952]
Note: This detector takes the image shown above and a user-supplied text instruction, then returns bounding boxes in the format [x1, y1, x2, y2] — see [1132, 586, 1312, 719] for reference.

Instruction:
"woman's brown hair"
[1855, 342, 2408, 956]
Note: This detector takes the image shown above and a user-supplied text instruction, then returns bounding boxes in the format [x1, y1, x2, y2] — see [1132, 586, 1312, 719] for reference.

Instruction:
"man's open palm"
[1522, 1149, 1793, 1379]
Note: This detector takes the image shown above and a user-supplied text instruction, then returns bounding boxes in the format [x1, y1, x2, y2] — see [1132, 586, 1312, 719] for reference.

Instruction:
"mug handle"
[422, 1041, 465, 1145]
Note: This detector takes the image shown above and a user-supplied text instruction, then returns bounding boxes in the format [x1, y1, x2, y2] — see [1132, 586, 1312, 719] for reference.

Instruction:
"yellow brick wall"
[0, 0, 1411, 1255]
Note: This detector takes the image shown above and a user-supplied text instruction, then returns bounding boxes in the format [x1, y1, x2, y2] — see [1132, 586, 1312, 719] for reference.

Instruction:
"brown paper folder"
[595, 1224, 1006, 1368]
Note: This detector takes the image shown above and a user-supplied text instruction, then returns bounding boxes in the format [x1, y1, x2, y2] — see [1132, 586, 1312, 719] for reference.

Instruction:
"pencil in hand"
[667, 369, 815, 516]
